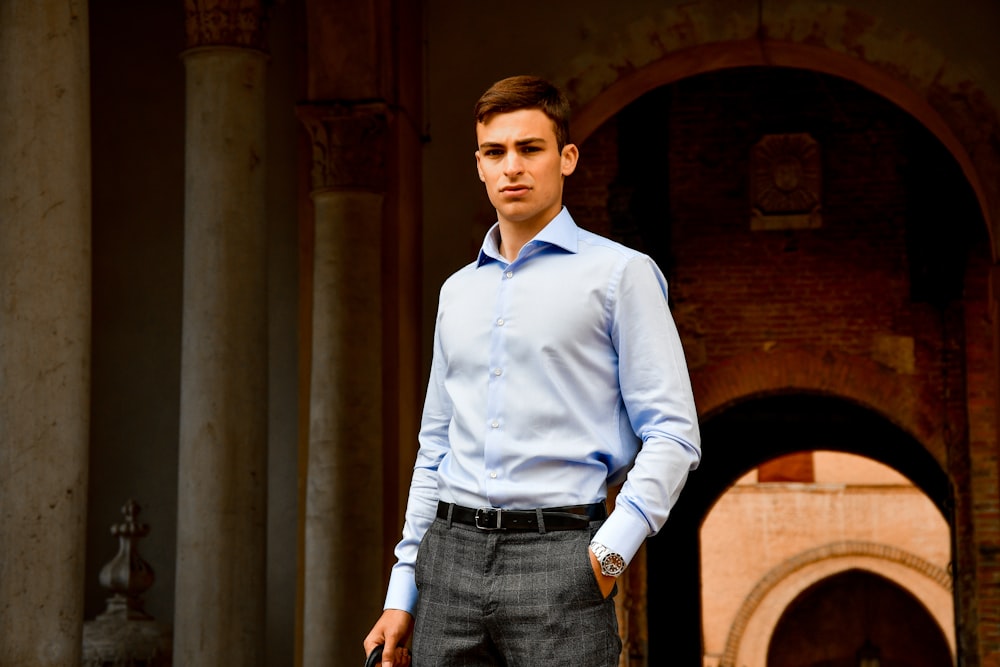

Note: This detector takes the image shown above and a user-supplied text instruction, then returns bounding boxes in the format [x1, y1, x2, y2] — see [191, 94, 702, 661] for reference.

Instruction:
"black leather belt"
[437, 501, 606, 531]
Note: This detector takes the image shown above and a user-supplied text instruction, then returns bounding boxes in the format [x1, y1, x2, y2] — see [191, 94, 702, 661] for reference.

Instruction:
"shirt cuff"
[384, 565, 419, 614]
[592, 504, 650, 567]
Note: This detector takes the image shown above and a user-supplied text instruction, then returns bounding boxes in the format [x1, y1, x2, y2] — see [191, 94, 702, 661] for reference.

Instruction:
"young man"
[364, 75, 701, 666]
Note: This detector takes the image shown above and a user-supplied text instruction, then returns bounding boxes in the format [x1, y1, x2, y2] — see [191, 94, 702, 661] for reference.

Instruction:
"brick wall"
[564, 67, 983, 439]
[564, 66, 998, 663]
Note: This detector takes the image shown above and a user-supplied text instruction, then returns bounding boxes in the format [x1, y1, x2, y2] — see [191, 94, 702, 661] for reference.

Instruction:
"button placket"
[483, 263, 511, 492]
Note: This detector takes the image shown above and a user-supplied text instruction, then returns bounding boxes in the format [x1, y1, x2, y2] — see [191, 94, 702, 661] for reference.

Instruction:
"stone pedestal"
[83, 621, 172, 667]
[0, 1, 92, 665]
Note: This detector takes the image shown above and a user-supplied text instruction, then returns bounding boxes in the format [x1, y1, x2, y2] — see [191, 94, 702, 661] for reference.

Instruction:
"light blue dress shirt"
[384, 207, 701, 613]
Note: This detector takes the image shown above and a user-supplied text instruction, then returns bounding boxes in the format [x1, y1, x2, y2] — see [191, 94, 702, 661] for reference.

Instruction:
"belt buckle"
[475, 507, 502, 530]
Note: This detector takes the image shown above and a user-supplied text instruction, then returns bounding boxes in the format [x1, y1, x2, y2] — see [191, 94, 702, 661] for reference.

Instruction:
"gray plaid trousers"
[411, 517, 622, 666]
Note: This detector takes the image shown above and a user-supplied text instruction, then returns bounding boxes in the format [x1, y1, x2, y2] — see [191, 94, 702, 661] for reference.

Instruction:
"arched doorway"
[767, 569, 953, 667]
[561, 58, 982, 662]
[702, 447, 954, 666]
[644, 395, 952, 665]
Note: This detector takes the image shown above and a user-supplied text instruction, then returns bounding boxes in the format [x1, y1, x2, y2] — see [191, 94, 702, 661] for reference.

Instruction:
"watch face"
[601, 552, 626, 577]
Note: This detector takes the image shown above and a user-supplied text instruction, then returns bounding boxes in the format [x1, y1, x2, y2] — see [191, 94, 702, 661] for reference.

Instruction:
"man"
[364, 75, 701, 666]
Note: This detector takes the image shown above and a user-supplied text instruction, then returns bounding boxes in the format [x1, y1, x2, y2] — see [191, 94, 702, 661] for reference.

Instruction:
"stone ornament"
[82, 500, 171, 667]
[750, 132, 822, 230]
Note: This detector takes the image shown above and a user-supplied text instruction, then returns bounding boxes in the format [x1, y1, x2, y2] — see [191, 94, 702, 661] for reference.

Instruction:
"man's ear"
[475, 151, 486, 182]
[561, 143, 579, 177]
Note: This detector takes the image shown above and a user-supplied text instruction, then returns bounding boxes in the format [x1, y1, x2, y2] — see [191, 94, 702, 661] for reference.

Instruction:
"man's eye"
[521, 146, 540, 153]
[484, 149, 503, 157]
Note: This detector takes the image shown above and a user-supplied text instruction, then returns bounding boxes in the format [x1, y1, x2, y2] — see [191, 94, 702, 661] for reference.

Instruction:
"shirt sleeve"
[383, 305, 453, 613]
[593, 255, 702, 566]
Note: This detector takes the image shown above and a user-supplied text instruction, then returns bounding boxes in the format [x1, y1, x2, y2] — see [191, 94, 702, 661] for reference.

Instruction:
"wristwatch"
[589, 541, 626, 578]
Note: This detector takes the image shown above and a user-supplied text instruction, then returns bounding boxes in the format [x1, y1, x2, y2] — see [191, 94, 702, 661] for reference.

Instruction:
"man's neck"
[496, 213, 558, 262]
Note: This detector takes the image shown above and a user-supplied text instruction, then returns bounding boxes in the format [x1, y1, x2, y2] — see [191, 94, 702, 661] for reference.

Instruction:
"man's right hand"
[364, 609, 414, 666]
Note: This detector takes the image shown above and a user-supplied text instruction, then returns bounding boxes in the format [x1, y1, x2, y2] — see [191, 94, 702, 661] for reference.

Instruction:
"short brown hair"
[474, 75, 571, 150]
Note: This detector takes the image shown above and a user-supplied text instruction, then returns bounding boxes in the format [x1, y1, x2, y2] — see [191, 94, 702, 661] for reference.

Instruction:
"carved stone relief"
[750, 133, 822, 230]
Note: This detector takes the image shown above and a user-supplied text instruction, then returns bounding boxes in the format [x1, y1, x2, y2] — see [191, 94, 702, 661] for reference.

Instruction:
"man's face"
[475, 108, 578, 233]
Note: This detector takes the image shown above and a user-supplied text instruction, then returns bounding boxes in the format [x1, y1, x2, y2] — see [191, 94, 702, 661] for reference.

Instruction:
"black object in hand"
[365, 645, 384, 667]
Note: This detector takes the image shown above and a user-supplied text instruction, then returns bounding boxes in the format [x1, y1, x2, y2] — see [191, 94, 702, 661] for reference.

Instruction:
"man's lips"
[500, 185, 530, 196]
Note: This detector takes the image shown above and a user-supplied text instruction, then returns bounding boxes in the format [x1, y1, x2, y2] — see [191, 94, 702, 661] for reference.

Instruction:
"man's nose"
[502, 152, 524, 175]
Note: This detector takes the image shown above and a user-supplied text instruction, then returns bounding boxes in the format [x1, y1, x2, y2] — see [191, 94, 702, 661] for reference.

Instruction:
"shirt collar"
[477, 207, 578, 267]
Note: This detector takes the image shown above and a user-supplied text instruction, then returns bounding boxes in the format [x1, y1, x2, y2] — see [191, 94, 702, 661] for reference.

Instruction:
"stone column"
[0, 2, 92, 665]
[298, 103, 388, 667]
[975, 262, 1000, 666]
[173, 2, 269, 666]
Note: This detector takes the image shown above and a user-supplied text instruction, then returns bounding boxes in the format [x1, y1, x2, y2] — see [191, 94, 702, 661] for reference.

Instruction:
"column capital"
[297, 102, 389, 194]
[184, 0, 269, 51]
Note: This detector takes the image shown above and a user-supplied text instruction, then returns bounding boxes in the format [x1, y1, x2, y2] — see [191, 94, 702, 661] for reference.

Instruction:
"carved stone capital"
[184, 0, 269, 51]
[297, 103, 389, 193]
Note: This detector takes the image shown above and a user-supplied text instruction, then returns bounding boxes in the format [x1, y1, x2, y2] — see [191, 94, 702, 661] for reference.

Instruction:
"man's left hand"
[588, 549, 617, 598]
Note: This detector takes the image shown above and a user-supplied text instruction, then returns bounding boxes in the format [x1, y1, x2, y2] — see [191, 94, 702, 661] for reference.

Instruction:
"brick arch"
[690, 348, 946, 466]
[720, 540, 953, 667]
[561, 6, 999, 256]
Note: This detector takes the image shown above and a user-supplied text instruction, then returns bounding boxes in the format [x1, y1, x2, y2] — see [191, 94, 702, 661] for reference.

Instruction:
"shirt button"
[491, 420, 499, 429]
[505, 271, 513, 279]
[496, 318, 504, 326]
[493, 368, 502, 376]
[489, 471, 498, 479]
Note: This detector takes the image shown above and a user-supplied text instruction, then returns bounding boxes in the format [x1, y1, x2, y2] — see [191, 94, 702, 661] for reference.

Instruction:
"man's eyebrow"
[478, 137, 547, 150]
